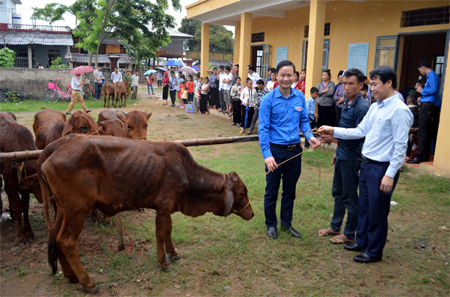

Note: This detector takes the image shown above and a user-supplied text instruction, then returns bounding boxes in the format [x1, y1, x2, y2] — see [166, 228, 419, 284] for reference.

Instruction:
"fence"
[14, 57, 36, 68]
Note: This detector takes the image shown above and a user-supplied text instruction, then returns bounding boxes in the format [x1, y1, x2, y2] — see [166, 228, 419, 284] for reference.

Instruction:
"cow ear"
[146, 111, 153, 121]
[62, 123, 72, 136]
[116, 113, 125, 121]
[224, 174, 234, 217]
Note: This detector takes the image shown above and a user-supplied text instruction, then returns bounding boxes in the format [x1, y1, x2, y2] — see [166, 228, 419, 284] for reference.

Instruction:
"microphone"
[416, 75, 422, 84]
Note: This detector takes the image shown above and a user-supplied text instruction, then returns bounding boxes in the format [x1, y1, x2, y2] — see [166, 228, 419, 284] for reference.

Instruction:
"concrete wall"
[0, 68, 73, 99]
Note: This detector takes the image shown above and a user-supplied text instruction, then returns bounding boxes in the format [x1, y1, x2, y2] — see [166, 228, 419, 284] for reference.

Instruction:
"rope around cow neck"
[17, 150, 29, 189]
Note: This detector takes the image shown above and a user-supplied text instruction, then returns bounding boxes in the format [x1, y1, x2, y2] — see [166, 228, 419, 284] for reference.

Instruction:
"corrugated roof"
[3, 31, 73, 46]
[166, 28, 194, 39]
[65, 53, 135, 64]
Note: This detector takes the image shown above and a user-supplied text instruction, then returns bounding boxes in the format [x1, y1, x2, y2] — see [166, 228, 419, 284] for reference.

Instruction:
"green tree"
[0, 47, 15, 68]
[178, 18, 234, 54]
[49, 57, 68, 68]
[32, 0, 180, 67]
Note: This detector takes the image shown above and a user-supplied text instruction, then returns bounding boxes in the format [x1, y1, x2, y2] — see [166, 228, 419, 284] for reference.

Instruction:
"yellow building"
[187, 0, 450, 177]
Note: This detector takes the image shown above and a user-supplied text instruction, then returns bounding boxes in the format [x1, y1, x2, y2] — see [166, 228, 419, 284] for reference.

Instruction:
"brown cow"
[114, 80, 128, 108]
[33, 109, 66, 149]
[97, 119, 126, 137]
[36, 134, 253, 293]
[102, 82, 115, 108]
[97, 109, 151, 140]
[62, 110, 98, 136]
[0, 113, 43, 244]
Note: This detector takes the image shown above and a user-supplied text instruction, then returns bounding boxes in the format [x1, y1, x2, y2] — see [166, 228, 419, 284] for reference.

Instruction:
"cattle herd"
[102, 81, 129, 108]
[0, 108, 254, 293]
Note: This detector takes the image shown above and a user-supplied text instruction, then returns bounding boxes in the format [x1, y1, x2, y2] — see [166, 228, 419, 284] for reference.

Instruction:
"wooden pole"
[0, 133, 319, 163]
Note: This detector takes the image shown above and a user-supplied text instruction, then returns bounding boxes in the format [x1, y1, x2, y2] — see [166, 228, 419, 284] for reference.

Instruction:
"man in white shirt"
[218, 65, 226, 112]
[65, 73, 91, 115]
[247, 65, 261, 88]
[111, 67, 122, 83]
[222, 65, 234, 115]
[131, 71, 140, 100]
[93, 66, 103, 101]
[239, 78, 257, 134]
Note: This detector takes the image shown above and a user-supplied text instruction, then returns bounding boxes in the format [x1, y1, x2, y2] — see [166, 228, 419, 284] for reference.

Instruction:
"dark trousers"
[95, 82, 102, 100]
[200, 94, 208, 113]
[264, 145, 302, 228]
[219, 89, 225, 110]
[335, 105, 342, 126]
[232, 100, 242, 124]
[240, 106, 255, 129]
[416, 104, 436, 160]
[209, 87, 219, 107]
[357, 161, 400, 259]
[249, 106, 259, 132]
[188, 92, 194, 103]
[330, 159, 361, 240]
[169, 90, 176, 106]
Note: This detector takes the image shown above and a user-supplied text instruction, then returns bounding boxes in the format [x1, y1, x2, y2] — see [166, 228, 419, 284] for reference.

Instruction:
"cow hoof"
[171, 255, 181, 261]
[137, 208, 145, 213]
[84, 285, 99, 294]
[103, 221, 112, 227]
[161, 265, 172, 272]
[68, 277, 79, 283]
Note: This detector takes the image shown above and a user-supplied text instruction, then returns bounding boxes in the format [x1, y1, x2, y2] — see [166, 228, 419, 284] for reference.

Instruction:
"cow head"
[224, 172, 254, 220]
[98, 119, 127, 137]
[62, 111, 97, 136]
[119, 110, 152, 140]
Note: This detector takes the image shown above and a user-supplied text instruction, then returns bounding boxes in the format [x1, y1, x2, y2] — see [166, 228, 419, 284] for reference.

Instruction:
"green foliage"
[5, 91, 19, 103]
[32, 3, 69, 24]
[0, 47, 15, 68]
[178, 18, 234, 54]
[17, 269, 27, 278]
[49, 57, 68, 68]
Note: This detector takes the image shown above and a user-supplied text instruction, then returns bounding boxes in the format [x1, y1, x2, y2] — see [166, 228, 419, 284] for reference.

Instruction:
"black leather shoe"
[406, 157, 422, 164]
[344, 243, 365, 252]
[65, 112, 71, 116]
[86, 109, 92, 113]
[281, 225, 302, 238]
[266, 227, 278, 239]
[353, 253, 381, 263]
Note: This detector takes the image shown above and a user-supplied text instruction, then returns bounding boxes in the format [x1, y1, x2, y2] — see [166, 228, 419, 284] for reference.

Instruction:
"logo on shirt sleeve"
[295, 107, 302, 111]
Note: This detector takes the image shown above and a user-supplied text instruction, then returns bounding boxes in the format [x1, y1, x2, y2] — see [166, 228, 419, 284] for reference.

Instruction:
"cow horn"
[224, 174, 234, 217]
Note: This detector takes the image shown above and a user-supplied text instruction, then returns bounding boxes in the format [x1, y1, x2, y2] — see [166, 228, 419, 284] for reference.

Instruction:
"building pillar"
[201, 23, 210, 77]
[234, 21, 241, 66]
[28, 45, 32, 68]
[433, 40, 450, 177]
[305, 0, 326, 94]
[238, 13, 252, 80]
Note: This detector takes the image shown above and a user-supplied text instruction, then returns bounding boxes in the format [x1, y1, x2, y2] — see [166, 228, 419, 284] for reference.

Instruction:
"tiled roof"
[3, 31, 73, 46]
[65, 53, 135, 64]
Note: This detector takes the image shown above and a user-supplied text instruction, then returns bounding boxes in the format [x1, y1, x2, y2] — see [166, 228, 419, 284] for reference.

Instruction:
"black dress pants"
[416, 103, 436, 161]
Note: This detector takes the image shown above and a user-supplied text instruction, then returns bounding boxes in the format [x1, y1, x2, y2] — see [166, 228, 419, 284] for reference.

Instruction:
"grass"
[0, 98, 109, 113]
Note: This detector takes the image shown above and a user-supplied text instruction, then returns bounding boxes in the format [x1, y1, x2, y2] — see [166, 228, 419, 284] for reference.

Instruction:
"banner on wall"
[348, 43, 369, 75]
[276, 47, 288, 67]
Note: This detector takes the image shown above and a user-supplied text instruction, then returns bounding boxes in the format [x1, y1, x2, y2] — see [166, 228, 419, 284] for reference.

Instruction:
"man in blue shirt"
[317, 68, 369, 245]
[169, 71, 178, 107]
[407, 61, 441, 164]
[319, 66, 413, 263]
[259, 60, 320, 239]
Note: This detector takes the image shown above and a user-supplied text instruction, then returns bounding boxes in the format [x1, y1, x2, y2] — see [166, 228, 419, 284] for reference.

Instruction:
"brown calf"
[102, 82, 115, 108]
[62, 110, 98, 136]
[0, 113, 43, 244]
[37, 134, 253, 293]
[33, 109, 66, 149]
[114, 80, 128, 108]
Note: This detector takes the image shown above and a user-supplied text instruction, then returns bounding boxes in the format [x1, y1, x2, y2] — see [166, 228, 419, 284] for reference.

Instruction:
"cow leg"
[20, 193, 35, 242]
[123, 95, 126, 108]
[155, 212, 173, 271]
[103, 213, 112, 226]
[53, 207, 78, 283]
[164, 215, 180, 261]
[91, 208, 99, 224]
[4, 183, 26, 244]
[57, 211, 97, 293]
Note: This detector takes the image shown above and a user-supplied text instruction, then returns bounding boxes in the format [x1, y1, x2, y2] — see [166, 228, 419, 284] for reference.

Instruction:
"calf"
[114, 81, 128, 108]
[102, 82, 115, 108]
[97, 109, 152, 140]
[33, 109, 66, 149]
[37, 134, 253, 293]
[62, 110, 98, 136]
[0, 113, 43, 244]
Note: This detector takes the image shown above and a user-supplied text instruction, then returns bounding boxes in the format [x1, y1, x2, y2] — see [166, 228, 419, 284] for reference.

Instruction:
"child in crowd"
[360, 84, 371, 105]
[247, 79, 269, 135]
[182, 81, 188, 106]
[305, 87, 319, 148]
[147, 74, 154, 95]
[406, 94, 419, 160]
[267, 72, 277, 92]
[199, 77, 210, 115]
[297, 69, 306, 94]
[291, 71, 299, 89]
[187, 75, 194, 104]
[239, 78, 257, 134]
[230, 77, 244, 127]
[194, 74, 202, 112]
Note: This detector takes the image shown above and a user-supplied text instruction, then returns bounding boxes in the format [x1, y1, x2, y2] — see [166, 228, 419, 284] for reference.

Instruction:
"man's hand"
[320, 134, 337, 144]
[265, 156, 278, 172]
[318, 125, 334, 135]
[338, 97, 345, 104]
[308, 137, 321, 149]
[331, 153, 336, 165]
[81, 79, 86, 84]
[415, 83, 423, 93]
[380, 175, 394, 192]
[313, 113, 319, 118]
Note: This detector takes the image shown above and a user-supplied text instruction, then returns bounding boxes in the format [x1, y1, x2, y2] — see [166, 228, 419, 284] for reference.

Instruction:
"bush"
[0, 48, 15, 68]
[49, 57, 69, 69]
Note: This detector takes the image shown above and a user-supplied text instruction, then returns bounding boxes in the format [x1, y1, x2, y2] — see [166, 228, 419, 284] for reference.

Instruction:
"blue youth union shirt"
[420, 70, 440, 104]
[258, 87, 312, 159]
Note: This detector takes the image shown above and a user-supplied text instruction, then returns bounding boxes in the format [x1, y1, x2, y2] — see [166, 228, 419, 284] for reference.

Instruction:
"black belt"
[362, 156, 389, 165]
[421, 102, 435, 106]
[270, 143, 301, 151]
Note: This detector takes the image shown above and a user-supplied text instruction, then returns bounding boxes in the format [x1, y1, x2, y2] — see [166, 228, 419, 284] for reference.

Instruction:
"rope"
[115, 213, 133, 255]
[18, 150, 29, 190]
[247, 147, 314, 190]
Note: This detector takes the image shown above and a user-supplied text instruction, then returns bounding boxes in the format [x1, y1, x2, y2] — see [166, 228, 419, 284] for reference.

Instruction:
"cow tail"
[37, 150, 58, 275]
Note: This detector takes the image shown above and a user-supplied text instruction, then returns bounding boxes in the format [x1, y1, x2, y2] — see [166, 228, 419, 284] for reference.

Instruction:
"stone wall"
[0, 68, 100, 99]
